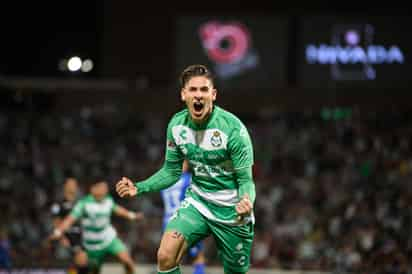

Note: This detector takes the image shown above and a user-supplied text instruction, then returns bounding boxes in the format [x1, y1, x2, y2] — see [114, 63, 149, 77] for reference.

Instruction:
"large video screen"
[176, 16, 289, 91]
[297, 16, 411, 88]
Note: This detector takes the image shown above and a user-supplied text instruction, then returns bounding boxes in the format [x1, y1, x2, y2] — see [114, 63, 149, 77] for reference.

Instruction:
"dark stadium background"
[1, 2, 411, 273]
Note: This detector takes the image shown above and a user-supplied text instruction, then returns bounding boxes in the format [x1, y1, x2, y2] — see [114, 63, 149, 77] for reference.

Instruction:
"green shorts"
[165, 202, 254, 273]
[86, 237, 127, 271]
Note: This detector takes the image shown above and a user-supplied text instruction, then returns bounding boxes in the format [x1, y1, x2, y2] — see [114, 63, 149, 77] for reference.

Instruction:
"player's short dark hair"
[179, 64, 214, 89]
[86, 176, 107, 189]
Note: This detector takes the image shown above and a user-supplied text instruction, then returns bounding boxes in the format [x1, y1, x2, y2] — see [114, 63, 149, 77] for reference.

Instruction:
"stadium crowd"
[0, 102, 411, 273]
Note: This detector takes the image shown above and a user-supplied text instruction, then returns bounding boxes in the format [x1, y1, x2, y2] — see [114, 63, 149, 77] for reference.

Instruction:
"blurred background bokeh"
[0, 3, 411, 274]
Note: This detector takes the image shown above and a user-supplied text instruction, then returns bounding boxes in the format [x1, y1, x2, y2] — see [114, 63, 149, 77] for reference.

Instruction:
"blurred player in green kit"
[50, 180, 144, 274]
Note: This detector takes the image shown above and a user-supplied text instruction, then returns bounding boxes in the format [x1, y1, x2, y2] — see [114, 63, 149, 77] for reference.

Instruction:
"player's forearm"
[52, 218, 62, 228]
[114, 206, 136, 220]
[135, 160, 182, 195]
[236, 166, 256, 204]
[54, 215, 76, 237]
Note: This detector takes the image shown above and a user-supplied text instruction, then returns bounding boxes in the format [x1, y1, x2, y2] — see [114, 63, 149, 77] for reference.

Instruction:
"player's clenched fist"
[116, 177, 138, 198]
[235, 194, 253, 217]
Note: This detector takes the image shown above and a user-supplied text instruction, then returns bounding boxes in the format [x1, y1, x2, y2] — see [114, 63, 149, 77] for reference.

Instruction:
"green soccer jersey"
[70, 195, 118, 251]
[164, 106, 255, 225]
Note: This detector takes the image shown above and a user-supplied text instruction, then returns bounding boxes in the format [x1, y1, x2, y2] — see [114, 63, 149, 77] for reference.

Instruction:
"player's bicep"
[113, 205, 128, 217]
[62, 215, 77, 228]
[165, 123, 184, 162]
[228, 125, 254, 169]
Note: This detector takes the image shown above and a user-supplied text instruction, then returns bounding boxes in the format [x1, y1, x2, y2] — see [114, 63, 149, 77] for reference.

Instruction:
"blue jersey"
[161, 171, 204, 258]
[161, 171, 191, 228]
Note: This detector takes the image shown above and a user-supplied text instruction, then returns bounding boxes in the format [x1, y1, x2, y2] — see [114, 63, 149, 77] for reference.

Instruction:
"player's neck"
[64, 193, 76, 202]
[93, 195, 105, 202]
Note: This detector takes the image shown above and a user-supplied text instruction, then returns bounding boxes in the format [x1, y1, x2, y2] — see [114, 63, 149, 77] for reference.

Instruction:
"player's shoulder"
[78, 194, 92, 203]
[166, 108, 189, 130]
[169, 108, 188, 123]
[105, 194, 115, 203]
[215, 106, 246, 130]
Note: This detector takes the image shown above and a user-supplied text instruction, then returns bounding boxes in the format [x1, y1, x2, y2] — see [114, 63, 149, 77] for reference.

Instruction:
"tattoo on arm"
[171, 231, 183, 239]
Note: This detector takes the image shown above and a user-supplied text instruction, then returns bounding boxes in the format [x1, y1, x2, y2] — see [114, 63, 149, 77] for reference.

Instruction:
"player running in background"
[50, 177, 87, 274]
[161, 160, 205, 274]
[50, 179, 144, 274]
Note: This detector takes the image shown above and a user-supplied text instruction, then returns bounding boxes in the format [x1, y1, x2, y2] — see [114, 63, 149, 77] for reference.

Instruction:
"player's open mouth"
[193, 102, 204, 116]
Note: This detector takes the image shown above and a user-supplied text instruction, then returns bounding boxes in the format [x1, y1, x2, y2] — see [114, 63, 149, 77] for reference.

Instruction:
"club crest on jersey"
[210, 131, 222, 147]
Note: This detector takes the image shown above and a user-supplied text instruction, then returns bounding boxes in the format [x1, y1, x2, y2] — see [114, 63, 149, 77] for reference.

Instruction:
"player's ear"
[181, 89, 186, 102]
[212, 88, 217, 101]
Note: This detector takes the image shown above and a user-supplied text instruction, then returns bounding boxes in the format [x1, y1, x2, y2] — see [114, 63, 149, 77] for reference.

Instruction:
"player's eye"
[187, 86, 210, 92]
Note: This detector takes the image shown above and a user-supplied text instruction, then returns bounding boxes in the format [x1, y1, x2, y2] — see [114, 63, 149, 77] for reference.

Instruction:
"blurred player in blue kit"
[160, 160, 206, 274]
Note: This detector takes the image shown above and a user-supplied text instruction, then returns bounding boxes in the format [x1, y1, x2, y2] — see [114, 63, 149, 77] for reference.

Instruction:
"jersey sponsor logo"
[172, 125, 195, 146]
[194, 164, 209, 176]
[210, 130, 222, 147]
[190, 160, 234, 178]
[207, 153, 218, 160]
[180, 129, 187, 140]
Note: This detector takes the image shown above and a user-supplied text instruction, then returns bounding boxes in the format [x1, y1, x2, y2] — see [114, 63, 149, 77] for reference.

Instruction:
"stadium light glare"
[67, 56, 82, 72]
[81, 59, 94, 72]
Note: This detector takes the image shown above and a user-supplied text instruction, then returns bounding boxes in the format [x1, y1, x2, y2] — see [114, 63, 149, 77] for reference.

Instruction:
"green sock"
[158, 266, 181, 274]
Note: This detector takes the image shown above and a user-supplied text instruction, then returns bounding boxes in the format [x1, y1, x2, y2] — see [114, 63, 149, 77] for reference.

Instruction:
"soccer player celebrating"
[116, 64, 256, 274]
[50, 180, 144, 274]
